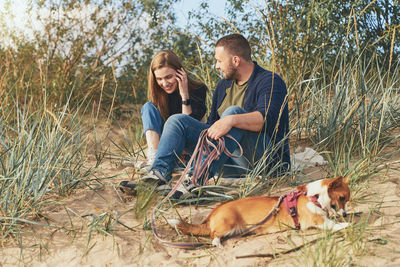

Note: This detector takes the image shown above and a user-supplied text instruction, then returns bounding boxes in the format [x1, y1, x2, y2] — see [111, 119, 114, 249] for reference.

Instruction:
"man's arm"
[207, 111, 264, 140]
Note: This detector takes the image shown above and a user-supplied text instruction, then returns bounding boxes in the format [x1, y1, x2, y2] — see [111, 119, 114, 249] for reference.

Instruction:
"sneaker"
[139, 170, 171, 193]
[119, 180, 137, 196]
[121, 158, 151, 171]
[134, 160, 152, 172]
[171, 174, 197, 200]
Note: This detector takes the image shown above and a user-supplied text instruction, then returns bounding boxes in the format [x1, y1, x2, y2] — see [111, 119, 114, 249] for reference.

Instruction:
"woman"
[138, 50, 207, 169]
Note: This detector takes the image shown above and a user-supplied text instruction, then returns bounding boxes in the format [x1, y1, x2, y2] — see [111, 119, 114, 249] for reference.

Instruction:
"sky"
[0, 0, 230, 71]
[175, 0, 228, 26]
[0, 0, 228, 33]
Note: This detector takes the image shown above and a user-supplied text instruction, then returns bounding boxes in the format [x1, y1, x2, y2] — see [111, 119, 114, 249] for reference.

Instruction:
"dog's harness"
[151, 129, 328, 248]
[283, 191, 304, 229]
[283, 192, 325, 229]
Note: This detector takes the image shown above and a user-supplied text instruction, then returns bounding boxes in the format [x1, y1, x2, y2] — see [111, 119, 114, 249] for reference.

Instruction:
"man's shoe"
[171, 174, 197, 200]
[119, 180, 137, 196]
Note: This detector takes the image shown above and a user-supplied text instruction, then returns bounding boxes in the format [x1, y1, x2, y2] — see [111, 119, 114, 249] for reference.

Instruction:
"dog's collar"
[307, 194, 320, 207]
[307, 194, 329, 217]
[284, 192, 330, 230]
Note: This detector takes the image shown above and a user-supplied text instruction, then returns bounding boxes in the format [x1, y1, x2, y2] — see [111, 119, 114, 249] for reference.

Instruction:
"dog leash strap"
[151, 129, 243, 249]
[245, 195, 284, 233]
[227, 195, 285, 240]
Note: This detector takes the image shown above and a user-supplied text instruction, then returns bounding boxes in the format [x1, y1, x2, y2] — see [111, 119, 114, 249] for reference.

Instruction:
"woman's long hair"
[148, 50, 205, 121]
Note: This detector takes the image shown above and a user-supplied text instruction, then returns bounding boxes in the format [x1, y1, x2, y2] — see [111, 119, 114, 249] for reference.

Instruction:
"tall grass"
[0, 94, 93, 240]
[291, 52, 400, 181]
[156, 37, 400, 260]
[0, 3, 398, 265]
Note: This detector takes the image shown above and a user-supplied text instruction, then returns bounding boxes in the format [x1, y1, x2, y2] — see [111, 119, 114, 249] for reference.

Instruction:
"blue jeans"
[141, 102, 164, 135]
[151, 106, 271, 181]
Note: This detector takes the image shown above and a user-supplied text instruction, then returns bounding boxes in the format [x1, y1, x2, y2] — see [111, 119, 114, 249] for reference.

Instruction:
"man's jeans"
[151, 106, 271, 181]
[141, 102, 164, 135]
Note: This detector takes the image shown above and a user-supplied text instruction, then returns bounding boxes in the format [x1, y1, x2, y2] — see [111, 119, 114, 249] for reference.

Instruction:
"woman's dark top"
[167, 84, 207, 121]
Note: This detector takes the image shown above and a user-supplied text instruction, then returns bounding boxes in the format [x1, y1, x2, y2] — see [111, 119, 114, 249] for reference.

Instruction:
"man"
[132, 34, 290, 199]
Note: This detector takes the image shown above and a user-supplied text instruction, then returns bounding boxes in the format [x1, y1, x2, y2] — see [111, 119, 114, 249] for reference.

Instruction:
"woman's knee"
[220, 106, 246, 117]
[164, 114, 189, 129]
[141, 102, 159, 116]
[141, 102, 163, 134]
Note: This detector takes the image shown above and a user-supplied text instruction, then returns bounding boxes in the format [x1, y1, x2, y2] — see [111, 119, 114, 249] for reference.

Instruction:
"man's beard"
[223, 65, 239, 80]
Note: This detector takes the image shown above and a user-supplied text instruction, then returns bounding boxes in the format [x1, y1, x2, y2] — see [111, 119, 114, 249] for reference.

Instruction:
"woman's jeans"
[141, 102, 164, 136]
[151, 106, 271, 181]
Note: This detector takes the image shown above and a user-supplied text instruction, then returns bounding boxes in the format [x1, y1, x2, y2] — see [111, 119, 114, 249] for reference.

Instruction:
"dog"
[168, 176, 350, 248]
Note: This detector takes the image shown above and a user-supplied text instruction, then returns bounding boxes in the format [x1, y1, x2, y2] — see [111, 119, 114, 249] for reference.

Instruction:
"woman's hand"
[175, 68, 189, 99]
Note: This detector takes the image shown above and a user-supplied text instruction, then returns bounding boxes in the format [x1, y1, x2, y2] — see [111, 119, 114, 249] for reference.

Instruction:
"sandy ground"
[1, 121, 400, 267]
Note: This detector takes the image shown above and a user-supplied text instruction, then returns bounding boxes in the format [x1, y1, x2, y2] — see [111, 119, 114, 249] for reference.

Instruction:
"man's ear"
[232, 55, 240, 67]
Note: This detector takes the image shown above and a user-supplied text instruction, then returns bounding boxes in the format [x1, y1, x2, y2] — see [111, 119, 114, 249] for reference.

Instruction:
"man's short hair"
[216, 34, 251, 61]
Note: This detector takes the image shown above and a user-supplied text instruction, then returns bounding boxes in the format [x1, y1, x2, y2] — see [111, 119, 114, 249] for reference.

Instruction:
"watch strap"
[182, 99, 191, 105]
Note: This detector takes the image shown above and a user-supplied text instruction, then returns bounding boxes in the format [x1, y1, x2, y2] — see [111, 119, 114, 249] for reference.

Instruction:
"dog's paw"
[212, 237, 223, 248]
[332, 222, 349, 231]
[167, 219, 180, 227]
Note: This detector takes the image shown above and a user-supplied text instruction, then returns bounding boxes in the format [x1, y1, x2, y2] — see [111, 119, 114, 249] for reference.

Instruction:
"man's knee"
[220, 106, 246, 117]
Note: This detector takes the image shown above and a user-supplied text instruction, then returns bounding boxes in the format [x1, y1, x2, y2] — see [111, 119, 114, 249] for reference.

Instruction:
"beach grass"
[0, 93, 94, 241]
[0, 5, 399, 266]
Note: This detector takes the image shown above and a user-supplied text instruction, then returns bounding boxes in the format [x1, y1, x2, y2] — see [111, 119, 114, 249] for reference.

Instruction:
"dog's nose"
[337, 208, 347, 217]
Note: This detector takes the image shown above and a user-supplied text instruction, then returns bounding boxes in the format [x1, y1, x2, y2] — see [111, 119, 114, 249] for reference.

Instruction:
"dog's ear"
[343, 174, 350, 184]
[329, 176, 344, 189]
[297, 184, 307, 193]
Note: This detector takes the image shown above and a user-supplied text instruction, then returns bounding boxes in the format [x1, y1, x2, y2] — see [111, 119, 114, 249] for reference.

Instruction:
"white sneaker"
[121, 158, 149, 170]
[171, 175, 196, 200]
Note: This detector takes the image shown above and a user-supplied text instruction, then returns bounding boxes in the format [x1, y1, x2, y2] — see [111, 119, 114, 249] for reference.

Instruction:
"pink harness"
[283, 191, 323, 229]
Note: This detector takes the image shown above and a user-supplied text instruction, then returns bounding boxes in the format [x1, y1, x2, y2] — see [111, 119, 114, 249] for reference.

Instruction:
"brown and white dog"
[168, 176, 350, 247]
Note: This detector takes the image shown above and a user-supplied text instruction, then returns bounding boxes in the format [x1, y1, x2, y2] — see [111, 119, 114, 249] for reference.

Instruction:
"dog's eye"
[339, 196, 345, 202]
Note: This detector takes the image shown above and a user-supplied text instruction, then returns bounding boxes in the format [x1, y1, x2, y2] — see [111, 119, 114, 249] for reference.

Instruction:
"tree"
[184, 0, 399, 86]
[0, 0, 181, 108]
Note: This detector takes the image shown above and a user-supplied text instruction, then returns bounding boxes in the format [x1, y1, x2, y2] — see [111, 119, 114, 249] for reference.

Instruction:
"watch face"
[182, 99, 191, 105]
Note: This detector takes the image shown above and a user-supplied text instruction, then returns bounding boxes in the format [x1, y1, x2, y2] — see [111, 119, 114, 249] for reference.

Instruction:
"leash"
[228, 195, 285, 240]
[151, 129, 243, 248]
[150, 129, 329, 248]
[233, 191, 324, 237]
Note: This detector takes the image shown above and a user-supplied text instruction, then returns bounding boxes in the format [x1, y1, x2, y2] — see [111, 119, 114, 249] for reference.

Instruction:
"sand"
[1, 120, 399, 267]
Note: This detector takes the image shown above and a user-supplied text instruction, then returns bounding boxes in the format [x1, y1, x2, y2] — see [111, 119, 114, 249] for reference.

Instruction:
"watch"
[182, 99, 191, 105]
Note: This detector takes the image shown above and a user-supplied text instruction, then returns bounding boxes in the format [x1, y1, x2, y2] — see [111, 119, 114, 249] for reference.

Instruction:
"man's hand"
[207, 116, 234, 140]
[207, 111, 264, 140]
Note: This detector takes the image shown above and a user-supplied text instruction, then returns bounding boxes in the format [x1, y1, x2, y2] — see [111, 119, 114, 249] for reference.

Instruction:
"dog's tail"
[167, 219, 210, 236]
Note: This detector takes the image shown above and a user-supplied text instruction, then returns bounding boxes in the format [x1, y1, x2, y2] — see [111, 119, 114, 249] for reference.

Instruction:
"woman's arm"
[175, 68, 192, 115]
